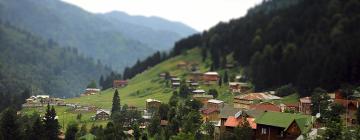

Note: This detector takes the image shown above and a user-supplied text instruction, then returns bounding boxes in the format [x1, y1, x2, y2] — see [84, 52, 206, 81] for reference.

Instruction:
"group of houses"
[299, 91, 360, 126]
[22, 95, 65, 107]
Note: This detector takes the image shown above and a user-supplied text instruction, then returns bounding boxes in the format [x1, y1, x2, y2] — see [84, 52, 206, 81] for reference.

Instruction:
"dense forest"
[0, 21, 111, 99]
[124, 0, 360, 96]
[0, 0, 196, 71]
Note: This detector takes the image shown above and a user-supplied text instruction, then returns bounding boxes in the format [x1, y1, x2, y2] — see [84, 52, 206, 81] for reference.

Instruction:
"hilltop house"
[229, 82, 252, 93]
[146, 99, 161, 111]
[192, 94, 213, 105]
[95, 109, 111, 120]
[203, 72, 219, 84]
[113, 80, 128, 88]
[177, 61, 188, 68]
[334, 99, 359, 125]
[207, 99, 224, 109]
[233, 92, 281, 109]
[188, 71, 203, 82]
[255, 111, 314, 140]
[81, 88, 100, 96]
[299, 97, 312, 115]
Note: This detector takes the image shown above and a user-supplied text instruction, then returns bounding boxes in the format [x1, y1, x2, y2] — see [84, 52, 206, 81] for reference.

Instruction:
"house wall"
[256, 124, 284, 140]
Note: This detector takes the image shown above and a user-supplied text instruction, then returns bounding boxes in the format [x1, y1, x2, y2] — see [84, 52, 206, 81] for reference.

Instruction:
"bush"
[275, 84, 297, 97]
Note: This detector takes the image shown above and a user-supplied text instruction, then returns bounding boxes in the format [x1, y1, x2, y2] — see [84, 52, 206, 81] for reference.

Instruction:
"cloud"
[61, 0, 262, 31]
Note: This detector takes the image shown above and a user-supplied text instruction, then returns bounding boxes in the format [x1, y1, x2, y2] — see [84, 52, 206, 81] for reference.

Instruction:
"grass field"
[65, 48, 236, 109]
[21, 106, 108, 131]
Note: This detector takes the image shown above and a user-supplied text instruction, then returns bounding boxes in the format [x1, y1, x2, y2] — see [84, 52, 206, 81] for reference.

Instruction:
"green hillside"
[65, 48, 238, 109]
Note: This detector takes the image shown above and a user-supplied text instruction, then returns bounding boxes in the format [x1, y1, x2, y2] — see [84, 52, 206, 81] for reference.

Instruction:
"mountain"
[0, 0, 197, 71]
[122, 0, 360, 97]
[0, 22, 111, 97]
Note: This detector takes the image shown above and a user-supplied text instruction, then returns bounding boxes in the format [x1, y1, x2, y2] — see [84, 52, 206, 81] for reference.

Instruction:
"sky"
[61, 0, 263, 31]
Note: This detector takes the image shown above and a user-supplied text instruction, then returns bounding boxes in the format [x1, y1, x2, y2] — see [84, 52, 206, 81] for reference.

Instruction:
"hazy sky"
[61, 0, 263, 31]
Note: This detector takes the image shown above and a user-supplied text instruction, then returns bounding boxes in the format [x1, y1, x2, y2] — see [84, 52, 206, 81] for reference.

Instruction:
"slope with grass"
[65, 47, 245, 109]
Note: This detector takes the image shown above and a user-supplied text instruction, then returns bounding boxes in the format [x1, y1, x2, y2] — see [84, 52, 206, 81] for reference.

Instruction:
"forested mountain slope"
[0, 22, 111, 98]
[0, 0, 196, 71]
[147, 0, 360, 95]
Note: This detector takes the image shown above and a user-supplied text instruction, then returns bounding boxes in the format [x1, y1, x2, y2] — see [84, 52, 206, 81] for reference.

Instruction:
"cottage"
[82, 88, 100, 96]
[216, 105, 242, 140]
[334, 99, 359, 125]
[192, 94, 213, 105]
[201, 108, 220, 122]
[177, 61, 188, 68]
[192, 89, 206, 94]
[203, 72, 219, 84]
[113, 80, 128, 88]
[229, 82, 252, 93]
[188, 71, 203, 81]
[255, 111, 314, 140]
[146, 99, 161, 111]
[299, 97, 312, 115]
[95, 109, 111, 120]
[207, 99, 224, 109]
[233, 92, 281, 109]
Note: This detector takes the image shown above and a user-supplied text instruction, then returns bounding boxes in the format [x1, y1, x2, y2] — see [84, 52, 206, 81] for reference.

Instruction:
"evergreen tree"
[87, 80, 97, 88]
[223, 70, 229, 84]
[218, 76, 222, 87]
[208, 89, 218, 98]
[65, 122, 78, 140]
[0, 108, 20, 140]
[78, 124, 87, 137]
[141, 133, 148, 140]
[44, 104, 60, 140]
[179, 80, 189, 98]
[310, 88, 331, 120]
[31, 116, 45, 140]
[99, 75, 104, 89]
[132, 123, 141, 140]
[148, 115, 161, 137]
[111, 89, 121, 116]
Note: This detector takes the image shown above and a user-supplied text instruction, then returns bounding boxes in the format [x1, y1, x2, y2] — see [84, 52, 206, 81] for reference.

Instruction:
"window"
[261, 128, 267, 134]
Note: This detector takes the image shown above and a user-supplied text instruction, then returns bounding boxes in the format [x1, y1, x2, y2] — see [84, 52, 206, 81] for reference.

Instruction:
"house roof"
[234, 92, 281, 101]
[201, 108, 219, 115]
[192, 89, 206, 93]
[146, 99, 161, 103]
[193, 94, 213, 99]
[208, 99, 224, 104]
[172, 82, 180, 85]
[219, 104, 242, 119]
[204, 72, 219, 76]
[244, 110, 265, 119]
[86, 88, 100, 92]
[255, 111, 313, 134]
[96, 109, 110, 115]
[249, 102, 281, 112]
[299, 97, 311, 104]
[224, 116, 241, 127]
[171, 78, 180, 81]
[36, 95, 50, 99]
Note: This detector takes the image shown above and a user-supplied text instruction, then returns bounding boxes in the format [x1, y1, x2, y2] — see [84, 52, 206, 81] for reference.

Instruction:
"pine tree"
[65, 122, 78, 140]
[0, 108, 20, 140]
[223, 70, 229, 84]
[111, 89, 121, 116]
[44, 104, 60, 140]
[99, 75, 104, 89]
[31, 116, 45, 140]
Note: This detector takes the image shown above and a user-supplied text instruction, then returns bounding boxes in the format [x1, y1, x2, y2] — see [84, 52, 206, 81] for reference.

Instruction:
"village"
[21, 60, 360, 140]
